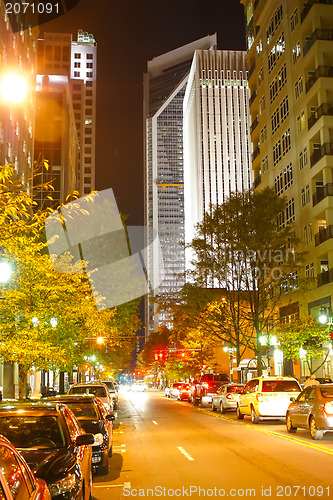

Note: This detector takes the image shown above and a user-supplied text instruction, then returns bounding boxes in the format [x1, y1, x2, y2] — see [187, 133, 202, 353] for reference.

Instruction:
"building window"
[290, 9, 298, 32]
[74, 62, 80, 68]
[303, 223, 312, 244]
[284, 164, 293, 190]
[272, 108, 280, 135]
[260, 125, 267, 143]
[294, 76, 303, 99]
[286, 198, 295, 224]
[259, 96, 265, 114]
[74, 71, 80, 77]
[74, 53, 81, 59]
[87, 62, 93, 69]
[278, 63, 287, 89]
[297, 111, 306, 133]
[258, 67, 264, 86]
[86, 71, 93, 78]
[262, 155, 269, 173]
[87, 53, 93, 59]
[299, 146, 308, 170]
[270, 78, 278, 103]
[305, 263, 314, 278]
[280, 96, 289, 123]
[292, 42, 301, 64]
[281, 129, 291, 156]
[301, 184, 310, 206]
[273, 140, 282, 166]
[275, 172, 284, 196]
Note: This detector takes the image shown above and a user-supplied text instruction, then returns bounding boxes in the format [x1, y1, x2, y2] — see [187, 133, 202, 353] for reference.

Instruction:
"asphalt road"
[93, 390, 333, 499]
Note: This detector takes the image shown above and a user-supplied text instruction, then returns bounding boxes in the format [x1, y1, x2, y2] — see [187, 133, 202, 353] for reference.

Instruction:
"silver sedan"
[211, 383, 244, 413]
[286, 384, 333, 440]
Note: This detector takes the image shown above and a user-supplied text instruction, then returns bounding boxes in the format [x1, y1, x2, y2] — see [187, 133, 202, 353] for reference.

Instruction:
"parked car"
[165, 383, 185, 399]
[68, 381, 113, 412]
[237, 376, 301, 423]
[286, 384, 333, 440]
[211, 383, 245, 413]
[99, 380, 118, 409]
[0, 434, 51, 500]
[192, 374, 230, 406]
[46, 395, 114, 475]
[178, 384, 191, 401]
[0, 402, 94, 500]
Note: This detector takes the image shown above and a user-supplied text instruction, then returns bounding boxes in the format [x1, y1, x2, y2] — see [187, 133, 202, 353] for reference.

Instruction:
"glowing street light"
[1, 73, 29, 104]
[0, 262, 12, 283]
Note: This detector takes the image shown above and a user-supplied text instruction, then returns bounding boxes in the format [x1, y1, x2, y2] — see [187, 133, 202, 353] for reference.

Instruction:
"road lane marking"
[177, 446, 195, 461]
[152, 420, 158, 425]
[94, 482, 131, 489]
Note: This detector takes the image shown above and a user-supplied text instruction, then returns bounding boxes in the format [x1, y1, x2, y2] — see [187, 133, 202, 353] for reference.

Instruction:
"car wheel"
[251, 406, 260, 424]
[220, 402, 226, 414]
[108, 444, 113, 457]
[236, 405, 244, 420]
[286, 412, 297, 433]
[309, 416, 324, 440]
[211, 402, 217, 411]
[193, 397, 199, 406]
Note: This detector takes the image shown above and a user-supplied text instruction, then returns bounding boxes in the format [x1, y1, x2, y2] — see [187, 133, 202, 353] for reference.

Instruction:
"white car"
[68, 382, 114, 411]
[211, 383, 244, 412]
[237, 376, 301, 423]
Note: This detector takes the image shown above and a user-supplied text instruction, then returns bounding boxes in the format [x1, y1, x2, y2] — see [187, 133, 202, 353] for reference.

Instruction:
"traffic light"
[154, 350, 166, 361]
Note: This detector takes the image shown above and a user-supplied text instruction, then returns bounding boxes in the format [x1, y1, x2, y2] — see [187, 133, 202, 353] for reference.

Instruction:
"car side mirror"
[106, 414, 115, 421]
[75, 433, 94, 446]
[290, 397, 296, 402]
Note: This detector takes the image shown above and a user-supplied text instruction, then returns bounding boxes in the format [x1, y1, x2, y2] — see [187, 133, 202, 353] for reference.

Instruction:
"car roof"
[46, 395, 97, 403]
[0, 402, 64, 414]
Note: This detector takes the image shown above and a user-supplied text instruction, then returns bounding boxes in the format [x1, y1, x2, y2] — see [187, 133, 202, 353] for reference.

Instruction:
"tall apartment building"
[37, 29, 97, 200]
[183, 49, 252, 252]
[143, 35, 217, 335]
[240, 0, 333, 324]
[0, 3, 38, 185]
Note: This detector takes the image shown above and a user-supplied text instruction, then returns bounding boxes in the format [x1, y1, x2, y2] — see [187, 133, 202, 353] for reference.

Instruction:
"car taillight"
[256, 393, 263, 402]
[324, 401, 333, 415]
[202, 383, 209, 389]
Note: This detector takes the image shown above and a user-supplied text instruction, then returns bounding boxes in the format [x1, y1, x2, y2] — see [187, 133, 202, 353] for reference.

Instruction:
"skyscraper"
[240, 0, 333, 330]
[183, 49, 252, 255]
[143, 35, 217, 335]
[0, 3, 38, 185]
[37, 30, 97, 200]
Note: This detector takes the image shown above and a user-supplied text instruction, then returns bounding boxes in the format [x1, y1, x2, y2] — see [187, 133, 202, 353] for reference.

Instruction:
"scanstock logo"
[45, 189, 164, 310]
[6, 0, 80, 32]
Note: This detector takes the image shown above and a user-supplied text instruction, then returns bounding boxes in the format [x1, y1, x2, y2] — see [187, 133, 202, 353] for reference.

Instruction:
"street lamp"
[0, 262, 12, 283]
[0, 73, 29, 104]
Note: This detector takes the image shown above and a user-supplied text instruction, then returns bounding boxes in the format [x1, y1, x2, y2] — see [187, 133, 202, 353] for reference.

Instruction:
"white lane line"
[94, 482, 131, 489]
[177, 446, 195, 461]
[152, 420, 158, 425]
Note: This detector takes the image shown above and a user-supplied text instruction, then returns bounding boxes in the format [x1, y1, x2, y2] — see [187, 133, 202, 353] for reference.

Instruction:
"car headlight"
[49, 473, 76, 497]
[94, 433, 104, 446]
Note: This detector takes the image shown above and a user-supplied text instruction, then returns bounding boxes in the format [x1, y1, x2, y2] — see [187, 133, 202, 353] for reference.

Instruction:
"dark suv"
[47, 395, 114, 475]
[192, 373, 230, 406]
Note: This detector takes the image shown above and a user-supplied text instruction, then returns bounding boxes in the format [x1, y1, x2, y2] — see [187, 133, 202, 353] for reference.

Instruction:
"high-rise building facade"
[143, 35, 217, 335]
[37, 30, 97, 199]
[240, 0, 333, 324]
[0, 3, 38, 185]
[183, 49, 252, 251]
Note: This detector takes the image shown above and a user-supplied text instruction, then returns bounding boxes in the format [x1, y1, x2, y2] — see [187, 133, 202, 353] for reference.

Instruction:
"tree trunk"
[18, 364, 27, 401]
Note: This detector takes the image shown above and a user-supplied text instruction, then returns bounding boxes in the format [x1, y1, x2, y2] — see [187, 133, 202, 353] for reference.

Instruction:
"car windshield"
[64, 403, 99, 419]
[320, 387, 333, 398]
[262, 380, 300, 392]
[0, 415, 65, 449]
[208, 383, 221, 392]
[227, 386, 243, 393]
[103, 382, 115, 391]
[69, 386, 107, 398]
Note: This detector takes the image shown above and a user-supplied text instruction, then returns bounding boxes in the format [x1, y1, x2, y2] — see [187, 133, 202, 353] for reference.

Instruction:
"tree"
[187, 188, 301, 374]
[275, 316, 331, 375]
[0, 165, 140, 399]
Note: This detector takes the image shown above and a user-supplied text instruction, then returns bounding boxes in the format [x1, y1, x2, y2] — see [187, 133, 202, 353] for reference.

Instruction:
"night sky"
[42, 0, 246, 225]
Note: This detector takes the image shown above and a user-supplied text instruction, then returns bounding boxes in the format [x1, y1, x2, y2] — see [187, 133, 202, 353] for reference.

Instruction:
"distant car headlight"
[93, 433, 104, 446]
[49, 473, 76, 497]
